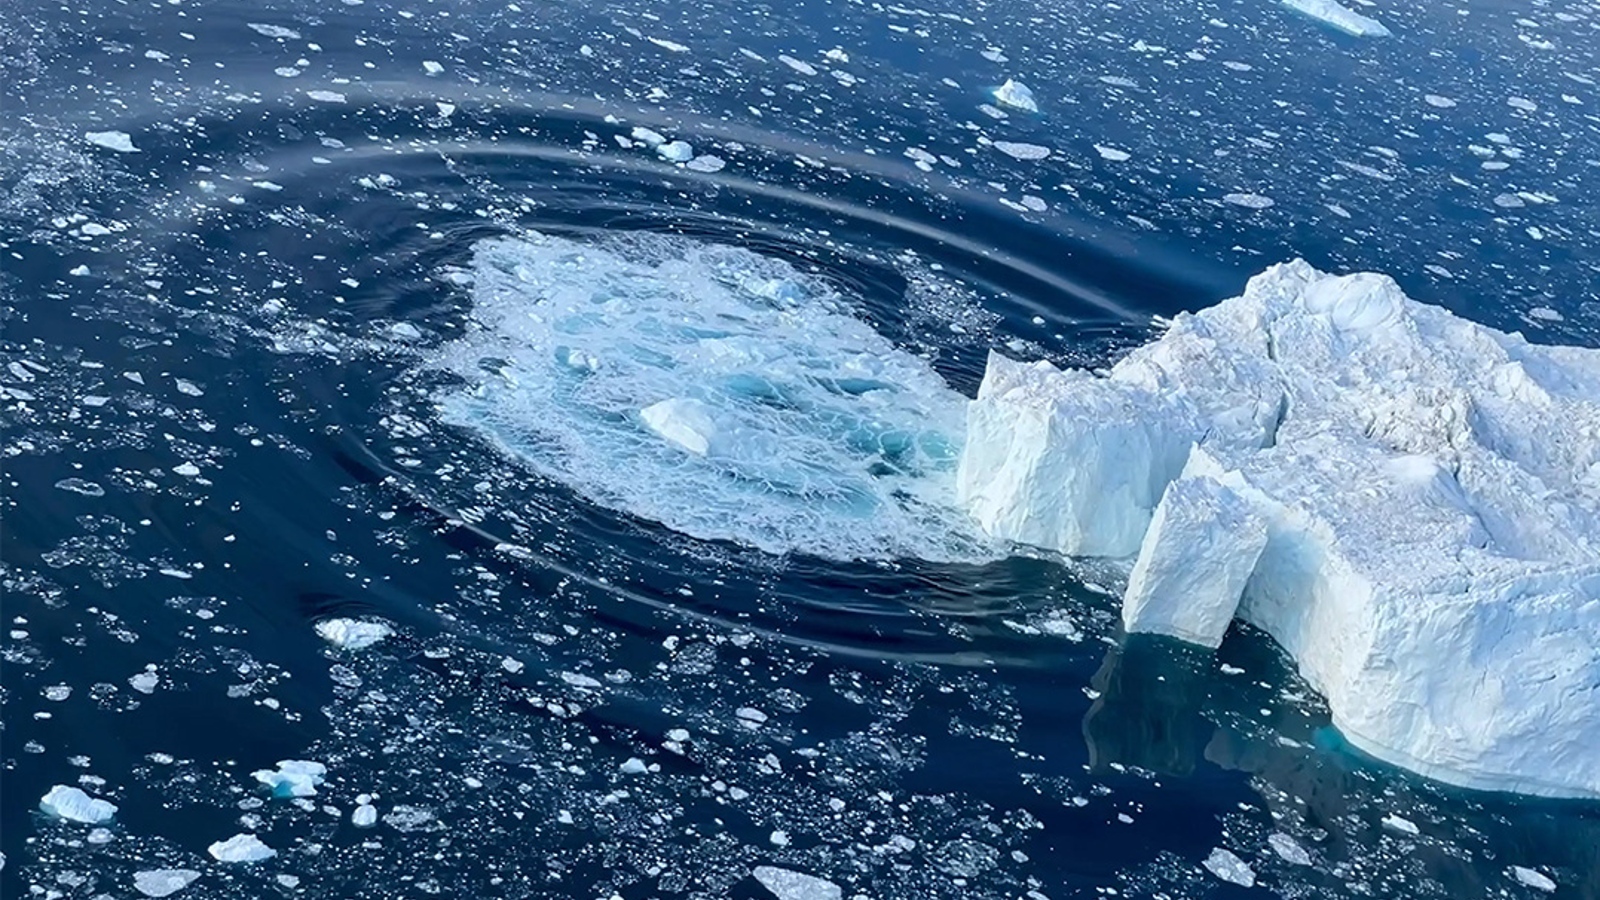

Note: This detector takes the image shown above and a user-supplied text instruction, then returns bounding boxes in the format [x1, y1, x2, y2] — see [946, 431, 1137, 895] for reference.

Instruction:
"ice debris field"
[957, 260, 1600, 798]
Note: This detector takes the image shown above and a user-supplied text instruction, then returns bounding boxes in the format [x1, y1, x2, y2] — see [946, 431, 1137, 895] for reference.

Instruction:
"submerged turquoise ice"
[431, 232, 991, 562]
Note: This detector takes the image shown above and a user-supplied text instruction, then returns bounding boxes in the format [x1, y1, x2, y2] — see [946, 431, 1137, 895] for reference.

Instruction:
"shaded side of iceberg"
[957, 259, 1600, 799]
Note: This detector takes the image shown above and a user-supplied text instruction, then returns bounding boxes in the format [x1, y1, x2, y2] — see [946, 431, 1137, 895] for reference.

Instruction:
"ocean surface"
[2, 0, 1598, 897]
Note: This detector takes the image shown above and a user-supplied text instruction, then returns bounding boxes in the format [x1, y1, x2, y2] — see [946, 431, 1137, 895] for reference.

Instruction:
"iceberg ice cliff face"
[958, 260, 1600, 798]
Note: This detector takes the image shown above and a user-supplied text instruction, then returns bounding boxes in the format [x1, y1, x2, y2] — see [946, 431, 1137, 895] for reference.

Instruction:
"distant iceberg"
[1281, 0, 1391, 37]
[958, 260, 1600, 798]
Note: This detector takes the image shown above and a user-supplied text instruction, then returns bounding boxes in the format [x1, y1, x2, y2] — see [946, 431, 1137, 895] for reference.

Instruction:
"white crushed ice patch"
[992, 141, 1050, 161]
[86, 131, 138, 153]
[428, 232, 990, 562]
[208, 834, 275, 862]
[133, 870, 201, 898]
[315, 618, 394, 649]
[752, 866, 843, 900]
[39, 785, 117, 824]
[992, 79, 1038, 113]
[1202, 848, 1256, 887]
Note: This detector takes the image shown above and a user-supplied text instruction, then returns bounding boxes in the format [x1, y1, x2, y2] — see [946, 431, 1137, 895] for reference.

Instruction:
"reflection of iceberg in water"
[428, 232, 992, 563]
[1081, 634, 1209, 777]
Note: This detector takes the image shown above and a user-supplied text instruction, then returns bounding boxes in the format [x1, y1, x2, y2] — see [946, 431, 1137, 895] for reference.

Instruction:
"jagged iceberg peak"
[958, 259, 1600, 799]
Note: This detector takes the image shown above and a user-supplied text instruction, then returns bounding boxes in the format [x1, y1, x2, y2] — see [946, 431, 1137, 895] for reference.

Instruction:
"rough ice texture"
[1281, 0, 1392, 37]
[252, 759, 327, 797]
[208, 834, 275, 863]
[39, 785, 117, 824]
[992, 79, 1038, 113]
[1122, 466, 1268, 647]
[315, 617, 393, 649]
[134, 870, 201, 898]
[752, 866, 843, 900]
[958, 260, 1600, 799]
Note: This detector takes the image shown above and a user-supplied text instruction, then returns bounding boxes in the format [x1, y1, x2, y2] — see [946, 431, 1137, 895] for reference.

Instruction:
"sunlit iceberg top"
[958, 260, 1600, 798]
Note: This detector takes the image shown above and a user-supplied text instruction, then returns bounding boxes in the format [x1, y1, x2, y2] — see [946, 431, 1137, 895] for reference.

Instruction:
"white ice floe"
[133, 869, 201, 898]
[992, 141, 1050, 161]
[992, 79, 1039, 113]
[208, 834, 276, 863]
[656, 140, 695, 163]
[315, 617, 394, 649]
[1510, 866, 1558, 892]
[253, 759, 328, 798]
[1281, 0, 1391, 37]
[86, 131, 138, 153]
[1203, 848, 1256, 887]
[957, 259, 1600, 798]
[40, 785, 117, 824]
[752, 866, 843, 900]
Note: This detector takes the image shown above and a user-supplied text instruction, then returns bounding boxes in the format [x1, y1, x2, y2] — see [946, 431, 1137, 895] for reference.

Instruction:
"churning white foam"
[428, 232, 992, 562]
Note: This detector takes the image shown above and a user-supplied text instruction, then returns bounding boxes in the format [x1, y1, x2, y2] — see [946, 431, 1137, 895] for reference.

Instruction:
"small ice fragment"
[657, 141, 694, 163]
[175, 378, 203, 396]
[315, 618, 393, 649]
[684, 155, 725, 173]
[735, 707, 769, 726]
[208, 834, 275, 863]
[1382, 813, 1420, 835]
[648, 37, 690, 53]
[40, 786, 117, 824]
[641, 398, 717, 455]
[1223, 192, 1274, 209]
[1095, 144, 1131, 161]
[129, 671, 159, 694]
[619, 758, 648, 775]
[86, 131, 138, 153]
[1424, 94, 1457, 108]
[993, 79, 1038, 112]
[390, 322, 423, 339]
[1202, 848, 1256, 887]
[133, 869, 201, 898]
[422, 60, 444, 74]
[1510, 867, 1557, 892]
[778, 55, 817, 76]
[306, 90, 347, 103]
[351, 804, 378, 827]
[56, 478, 105, 497]
[992, 141, 1050, 161]
[246, 23, 301, 39]
[253, 760, 327, 798]
[752, 866, 843, 900]
[630, 126, 666, 147]
[1268, 833, 1312, 866]
[173, 462, 201, 477]
[70, 265, 91, 276]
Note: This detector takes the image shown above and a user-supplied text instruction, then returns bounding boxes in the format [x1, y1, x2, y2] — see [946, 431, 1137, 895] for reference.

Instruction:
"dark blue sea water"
[2, 0, 1598, 897]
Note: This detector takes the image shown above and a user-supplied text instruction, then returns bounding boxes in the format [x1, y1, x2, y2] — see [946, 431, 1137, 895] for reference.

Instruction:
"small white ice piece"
[134, 870, 201, 898]
[1510, 866, 1557, 892]
[208, 834, 275, 863]
[253, 759, 327, 798]
[1203, 848, 1256, 887]
[752, 866, 843, 900]
[992, 79, 1038, 113]
[315, 618, 394, 649]
[39, 786, 117, 824]
[86, 131, 138, 153]
[656, 140, 694, 163]
[641, 398, 718, 456]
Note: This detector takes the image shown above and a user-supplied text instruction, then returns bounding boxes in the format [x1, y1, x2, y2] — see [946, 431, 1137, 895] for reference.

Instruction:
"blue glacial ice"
[429, 233, 990, 562]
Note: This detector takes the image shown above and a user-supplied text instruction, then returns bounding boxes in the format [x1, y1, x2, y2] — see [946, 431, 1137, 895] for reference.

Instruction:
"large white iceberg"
[1281, 0, 1392, 37]
[958, 260, 1600, 798]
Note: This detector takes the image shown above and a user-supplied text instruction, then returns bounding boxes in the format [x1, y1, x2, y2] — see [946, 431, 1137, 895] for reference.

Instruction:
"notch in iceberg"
[957, 260, 1600, 799]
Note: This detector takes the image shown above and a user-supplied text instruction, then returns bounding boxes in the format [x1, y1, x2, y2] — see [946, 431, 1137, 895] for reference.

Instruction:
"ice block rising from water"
[957, 259, 1600, 799]
[1281, 0, 1392, 37]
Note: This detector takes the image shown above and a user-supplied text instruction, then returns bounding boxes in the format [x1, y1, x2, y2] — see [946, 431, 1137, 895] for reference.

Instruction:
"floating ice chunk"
[1510, 866, 1557, 892]
[958, 259, 1600, 798]
[351, 804, 378, 827]
[656, 140, 694, 163]
[1203, 848, 1256, 887]
[253, 759, 327, 798]
[992, 141, 1050, 161]
[684, 154, 725, 173]
[315, 618, 393, 649]
[305, 90, 346, 103]
[992, 79, 1038, 113]
[86, 131, 138, 153]
[247, 22, 301, 39]
[134, 870, 201, 898]
[40, 785, 117, 824]
[619, 758, 649, 774]
[629, 126, 666, 147]
[1223, 192, 1274, 209]
[752, 866, 843, 900]
[1381, 813, 1419, 835]
[1268, 833, 1312, 866]
[1281, 0, 1391, 36]
[1094, 144, 1131, 161]
[129, 670, 159, 693]
[1122, 465, 1269, 647]
[209, 834, 275, 862]
[422, 60, 444, 74]
[640, 398, 717, 455]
